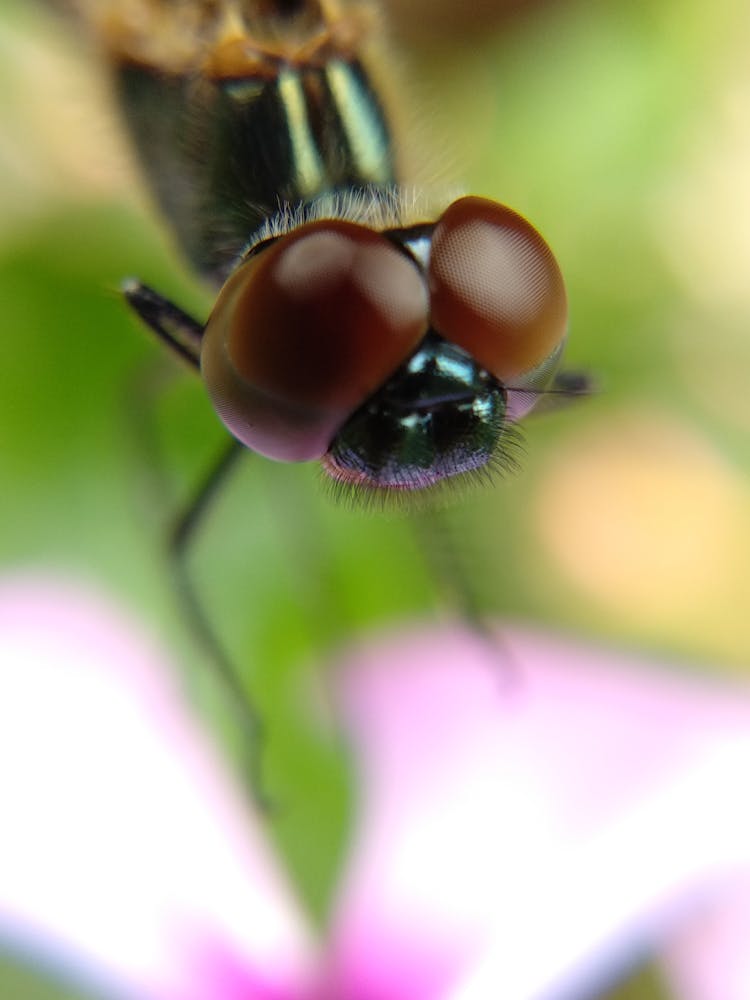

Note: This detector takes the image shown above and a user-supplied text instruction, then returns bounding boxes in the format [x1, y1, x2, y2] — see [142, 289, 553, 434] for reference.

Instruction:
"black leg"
[411, 505, 520, 679]
[412, 504, 486, 632]
[122, 279, 203, 369]
[169, 436, 270, 803]
[122, 281, 269, 798]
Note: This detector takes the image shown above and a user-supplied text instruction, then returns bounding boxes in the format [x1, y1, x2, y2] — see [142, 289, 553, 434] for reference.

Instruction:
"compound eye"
[201, 219, 429, 462]
[428, 196, 567, 382]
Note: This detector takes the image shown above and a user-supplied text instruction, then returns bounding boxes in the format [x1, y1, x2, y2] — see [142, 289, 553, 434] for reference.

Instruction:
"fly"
[49, 0, 590, 783]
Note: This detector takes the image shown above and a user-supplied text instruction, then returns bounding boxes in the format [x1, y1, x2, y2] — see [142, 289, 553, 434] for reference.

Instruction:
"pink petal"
[0, 574, 317, 1000]
[661, 877, 750, 1000]
[329, 626, 750, 1000]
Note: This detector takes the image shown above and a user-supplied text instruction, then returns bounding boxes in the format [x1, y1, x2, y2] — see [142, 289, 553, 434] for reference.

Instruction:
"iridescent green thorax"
[324, 331, 511, 497]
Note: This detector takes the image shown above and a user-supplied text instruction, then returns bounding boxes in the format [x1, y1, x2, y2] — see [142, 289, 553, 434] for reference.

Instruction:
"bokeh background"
[0, 0, 748, 996]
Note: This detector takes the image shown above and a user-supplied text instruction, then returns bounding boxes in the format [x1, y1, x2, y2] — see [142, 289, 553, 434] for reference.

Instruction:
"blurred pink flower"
[0, 575, 749, 1000]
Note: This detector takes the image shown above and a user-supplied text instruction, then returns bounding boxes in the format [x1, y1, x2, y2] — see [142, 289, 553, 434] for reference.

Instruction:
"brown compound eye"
[428, 196, 568, 382]
[201, 218, 430, 462]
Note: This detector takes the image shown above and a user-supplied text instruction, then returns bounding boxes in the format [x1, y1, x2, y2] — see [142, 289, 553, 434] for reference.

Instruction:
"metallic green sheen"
[326, 333, 508, 490]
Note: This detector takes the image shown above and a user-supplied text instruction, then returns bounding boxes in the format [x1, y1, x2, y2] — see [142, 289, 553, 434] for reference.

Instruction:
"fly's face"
[67, 0, 583, 502]
[201, 194, 568, 498]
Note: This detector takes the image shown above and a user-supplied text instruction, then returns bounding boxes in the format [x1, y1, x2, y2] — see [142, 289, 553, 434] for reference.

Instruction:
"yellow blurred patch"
[534, 410, 750, 659]
[655, 73, 750, 311]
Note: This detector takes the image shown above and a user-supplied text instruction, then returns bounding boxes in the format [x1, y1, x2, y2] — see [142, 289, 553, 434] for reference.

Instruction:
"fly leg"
[123, 279, 269, 802]
[412, 505, 486, 632]
[169, 438, 269, 801]
[122, 279, 203, 370]
[412, 506, 518, 679]
[120, 281, 203, 510]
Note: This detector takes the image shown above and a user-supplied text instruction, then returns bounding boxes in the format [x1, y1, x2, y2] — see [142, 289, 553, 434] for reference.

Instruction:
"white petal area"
[0, 576, 316, 1000]
[329, 626, 750, 1000]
